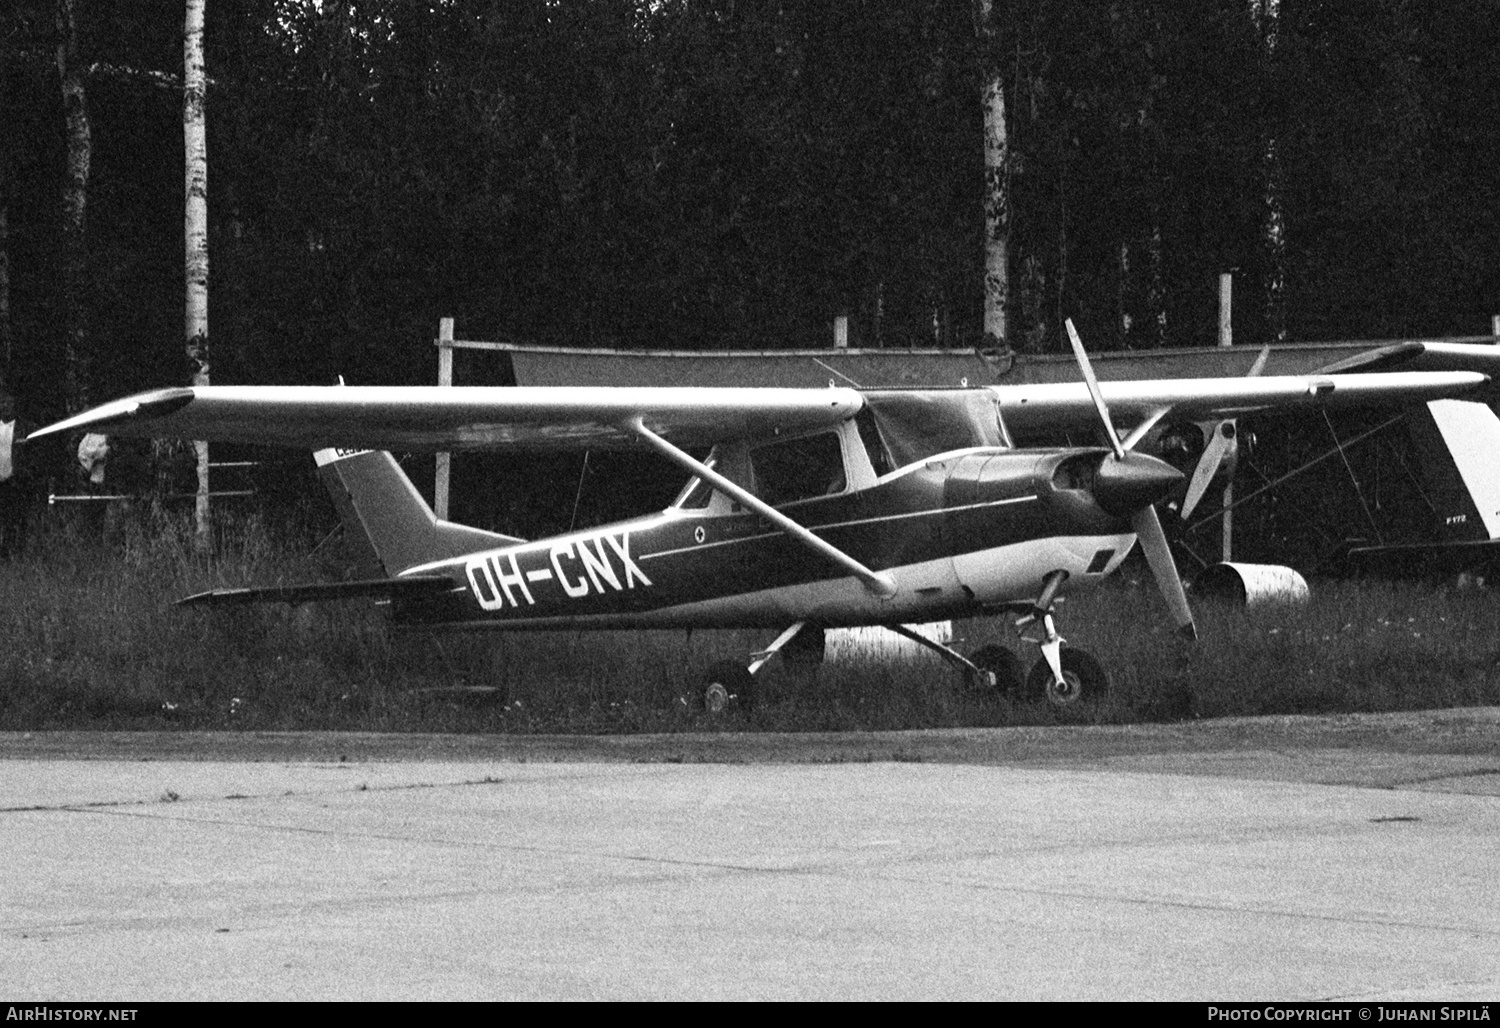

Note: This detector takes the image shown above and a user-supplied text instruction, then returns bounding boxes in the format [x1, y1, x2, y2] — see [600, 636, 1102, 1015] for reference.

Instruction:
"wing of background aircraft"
[1315, 340, 1500, 377]
[992, 370, 1488, 437]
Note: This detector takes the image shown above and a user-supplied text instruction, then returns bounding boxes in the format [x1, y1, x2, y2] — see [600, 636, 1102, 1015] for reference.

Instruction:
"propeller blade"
[1131, 504, 1197, 640]
[1179, 421, 1236, 520]
[1119, 406, 1173, 454]
[1065, 317, 1194, 639]
[1065, 319, 1125, 460]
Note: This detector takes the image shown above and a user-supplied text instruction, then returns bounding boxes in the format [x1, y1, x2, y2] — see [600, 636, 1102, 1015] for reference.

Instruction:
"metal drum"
[1193, 562, 1309, 606]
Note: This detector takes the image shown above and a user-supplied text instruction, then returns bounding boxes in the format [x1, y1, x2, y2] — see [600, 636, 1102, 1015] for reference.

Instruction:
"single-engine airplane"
[28, 323, 1488, 712]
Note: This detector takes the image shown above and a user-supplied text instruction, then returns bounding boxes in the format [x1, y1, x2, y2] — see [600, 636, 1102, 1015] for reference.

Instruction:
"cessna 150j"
[29, 323, 1489, 712]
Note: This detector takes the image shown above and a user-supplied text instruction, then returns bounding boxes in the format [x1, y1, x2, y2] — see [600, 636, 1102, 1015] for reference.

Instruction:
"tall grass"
[2, 510, 1498, 733]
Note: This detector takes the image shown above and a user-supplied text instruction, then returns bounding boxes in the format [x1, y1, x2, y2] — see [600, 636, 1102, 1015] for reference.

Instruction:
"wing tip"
[27, 388, 196, 443]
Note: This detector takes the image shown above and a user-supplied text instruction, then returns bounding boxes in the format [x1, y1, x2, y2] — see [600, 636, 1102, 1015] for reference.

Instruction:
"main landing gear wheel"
[696, 660, 755, 714]
[1026, 648, 1108, 709]
[969, 644, 1024, 697]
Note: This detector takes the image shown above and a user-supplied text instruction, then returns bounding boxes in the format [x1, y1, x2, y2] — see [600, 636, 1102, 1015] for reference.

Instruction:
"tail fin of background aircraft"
[1346, 398, 1500, 577]
[1408, 400, 1500, 543]
[314, 448, 522, 575]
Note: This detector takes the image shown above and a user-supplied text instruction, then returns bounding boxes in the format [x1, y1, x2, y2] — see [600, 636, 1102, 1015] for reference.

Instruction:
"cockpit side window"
[750, 431, 847, 505]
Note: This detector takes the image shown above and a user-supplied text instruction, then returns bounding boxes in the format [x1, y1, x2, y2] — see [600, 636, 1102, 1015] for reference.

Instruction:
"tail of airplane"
[314, 448, 522, 575]
[1345, 398, 1500, 576]
[1408, 400, 1500, 543]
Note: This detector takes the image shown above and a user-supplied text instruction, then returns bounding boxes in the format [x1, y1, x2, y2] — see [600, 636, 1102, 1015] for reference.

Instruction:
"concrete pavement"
[3, 717, 1500, 1000]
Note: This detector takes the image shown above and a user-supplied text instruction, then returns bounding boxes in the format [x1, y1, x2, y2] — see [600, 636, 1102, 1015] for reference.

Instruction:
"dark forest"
[3, 0, 1499, 422]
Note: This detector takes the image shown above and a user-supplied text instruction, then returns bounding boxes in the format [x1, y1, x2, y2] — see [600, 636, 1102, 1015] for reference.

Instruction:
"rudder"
[314, 448, 522, 575]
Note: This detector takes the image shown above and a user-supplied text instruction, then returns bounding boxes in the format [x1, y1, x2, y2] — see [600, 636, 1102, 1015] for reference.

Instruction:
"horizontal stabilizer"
[177, 575, 459, 608]
[1344, 539, 1500, 579]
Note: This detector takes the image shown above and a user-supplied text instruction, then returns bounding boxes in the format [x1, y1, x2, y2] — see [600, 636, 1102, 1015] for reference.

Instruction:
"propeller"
[1179, 421, 1236, 520]
[1064, 319, 1197, 640]
[1178, 346, 1266, 520]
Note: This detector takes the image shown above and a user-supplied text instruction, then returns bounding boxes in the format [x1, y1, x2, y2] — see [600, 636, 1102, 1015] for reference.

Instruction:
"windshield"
[860, 390, 1006, 468]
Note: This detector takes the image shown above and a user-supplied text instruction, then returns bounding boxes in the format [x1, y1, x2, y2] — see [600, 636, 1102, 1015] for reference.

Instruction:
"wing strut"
[626, 417, 898, 598]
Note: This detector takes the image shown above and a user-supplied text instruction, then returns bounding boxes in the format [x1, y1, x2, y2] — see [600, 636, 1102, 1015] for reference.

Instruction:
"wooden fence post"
[1218, 273, 1232, 348]
[435, 317, 453, 519]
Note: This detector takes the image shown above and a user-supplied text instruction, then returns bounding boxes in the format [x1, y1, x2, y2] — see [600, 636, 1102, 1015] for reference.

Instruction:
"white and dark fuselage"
[385, 446, 1140, 631]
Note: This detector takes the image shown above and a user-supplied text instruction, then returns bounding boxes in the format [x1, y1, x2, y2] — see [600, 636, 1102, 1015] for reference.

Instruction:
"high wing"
[26, 385, 864, 451]
[992, 370, 1488, 435]
[27, 372, 1485, 453]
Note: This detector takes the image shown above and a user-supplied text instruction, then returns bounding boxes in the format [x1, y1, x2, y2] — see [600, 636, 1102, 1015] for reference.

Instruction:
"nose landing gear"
[1013, 570, 1110, 710]
[1025, 647, 1108, 708]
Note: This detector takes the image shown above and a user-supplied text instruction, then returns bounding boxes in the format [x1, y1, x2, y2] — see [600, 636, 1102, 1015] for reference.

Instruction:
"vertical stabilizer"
[314, 448, 522, 575]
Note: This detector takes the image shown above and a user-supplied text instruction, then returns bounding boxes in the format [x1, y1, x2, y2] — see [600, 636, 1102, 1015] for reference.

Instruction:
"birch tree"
[978, 0, 1009, 352]
[185, 0, 209, 543]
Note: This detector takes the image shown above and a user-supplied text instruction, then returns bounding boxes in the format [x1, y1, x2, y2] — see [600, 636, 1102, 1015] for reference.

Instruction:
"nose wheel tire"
[696, 660, 756, 714]
[1026, 648, 1108, 709]
[969, 644, 1024, 697]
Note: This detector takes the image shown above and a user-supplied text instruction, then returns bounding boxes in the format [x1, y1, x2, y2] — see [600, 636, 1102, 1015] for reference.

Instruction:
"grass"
[2, 508, 1498, 733]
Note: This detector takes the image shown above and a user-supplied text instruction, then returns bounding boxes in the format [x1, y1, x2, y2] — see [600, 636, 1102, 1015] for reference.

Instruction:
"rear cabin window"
[674, 476, 715, 509]
[751, 432, 846, 505]
[672, 448, 724, 510]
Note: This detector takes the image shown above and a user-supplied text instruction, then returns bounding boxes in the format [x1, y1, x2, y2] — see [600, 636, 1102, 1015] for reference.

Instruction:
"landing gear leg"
[1015, 570, 1110, 710]
[885, 624, 1009, 694]
[693, 621, 812, 714]
[1036, 612, 1066, 692]
[748, 621, 810, 675]
[1017, 570, 1069, 687]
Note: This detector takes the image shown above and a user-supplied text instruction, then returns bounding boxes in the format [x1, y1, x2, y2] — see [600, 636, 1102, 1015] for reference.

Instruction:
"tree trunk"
[185, 0, 210, 545]
[1147, 220, 1167, 348]
[979, 0, 1009, 352]
[0, 201, 11, 380]
[55, 0, 91, 413]
[1252, 0, 1287, 342]
[0, 49, 10, 380]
